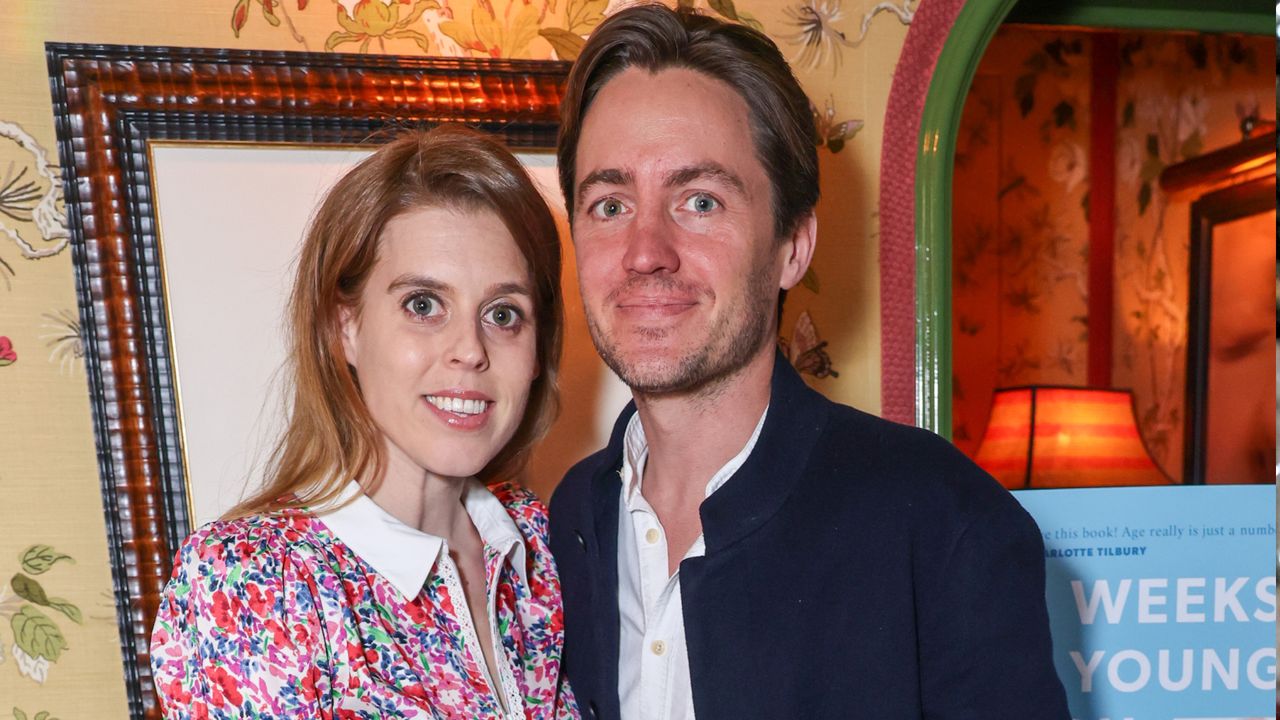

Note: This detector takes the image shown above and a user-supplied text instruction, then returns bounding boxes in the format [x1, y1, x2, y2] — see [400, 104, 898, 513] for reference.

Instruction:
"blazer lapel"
[698, 350, 832, 555]
[585, 401, 632, 720]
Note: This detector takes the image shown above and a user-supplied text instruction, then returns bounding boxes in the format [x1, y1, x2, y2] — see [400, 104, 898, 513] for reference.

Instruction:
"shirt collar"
[620, 405, 769, 507]
[314, 479, 528, 600]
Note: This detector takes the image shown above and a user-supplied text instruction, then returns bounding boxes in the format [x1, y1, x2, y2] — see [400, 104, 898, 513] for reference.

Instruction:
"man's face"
[571, 67, 787, 395]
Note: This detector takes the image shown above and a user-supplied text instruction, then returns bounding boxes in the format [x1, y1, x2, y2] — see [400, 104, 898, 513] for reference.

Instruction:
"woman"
[150, 126, 577, 719]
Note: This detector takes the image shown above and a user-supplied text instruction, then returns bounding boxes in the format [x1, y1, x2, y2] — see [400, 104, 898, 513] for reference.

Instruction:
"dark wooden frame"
[46, 43, 568, 719]
[1181, 174, 1276, 484]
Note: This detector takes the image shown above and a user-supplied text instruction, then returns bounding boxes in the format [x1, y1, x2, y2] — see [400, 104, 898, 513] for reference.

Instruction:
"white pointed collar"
[313, 479, 528, 600]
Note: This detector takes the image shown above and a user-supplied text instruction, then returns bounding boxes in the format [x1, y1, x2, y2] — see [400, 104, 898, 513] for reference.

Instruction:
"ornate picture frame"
[46, 43, 568, 718]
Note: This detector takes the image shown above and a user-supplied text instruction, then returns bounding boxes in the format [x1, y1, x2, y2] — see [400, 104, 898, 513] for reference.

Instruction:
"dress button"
[651, 640, 666, 656]
[645, 528, 660, 544]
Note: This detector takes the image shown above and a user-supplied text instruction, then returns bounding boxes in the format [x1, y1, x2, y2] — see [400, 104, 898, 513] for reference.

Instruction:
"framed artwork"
[47, 43, 580, 719]
[1182, 175, 1276, 484]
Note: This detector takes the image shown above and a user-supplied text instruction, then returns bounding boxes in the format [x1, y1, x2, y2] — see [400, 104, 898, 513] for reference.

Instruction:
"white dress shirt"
[616, 407, 768, 720]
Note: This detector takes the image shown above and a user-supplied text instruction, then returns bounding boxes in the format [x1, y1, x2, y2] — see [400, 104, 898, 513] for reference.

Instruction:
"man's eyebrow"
[664, 163, 746, 195]
[575, 168, 633, 210]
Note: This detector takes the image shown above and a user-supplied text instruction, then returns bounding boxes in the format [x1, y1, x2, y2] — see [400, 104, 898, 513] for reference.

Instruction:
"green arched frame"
[912, 0, 1274, 436]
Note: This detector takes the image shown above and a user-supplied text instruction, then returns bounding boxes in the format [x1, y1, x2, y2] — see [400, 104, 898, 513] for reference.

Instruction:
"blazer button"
[588, 701, 599, 719]
[574, 530, 587, 550]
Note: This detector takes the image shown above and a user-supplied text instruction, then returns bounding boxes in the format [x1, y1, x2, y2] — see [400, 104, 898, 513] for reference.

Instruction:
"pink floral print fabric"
[150, 482, 577, 719]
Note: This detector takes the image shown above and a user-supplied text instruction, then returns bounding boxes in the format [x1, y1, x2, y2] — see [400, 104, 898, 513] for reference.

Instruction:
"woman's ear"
[339, 306, 360, 369]
[778, 212, 817, 291]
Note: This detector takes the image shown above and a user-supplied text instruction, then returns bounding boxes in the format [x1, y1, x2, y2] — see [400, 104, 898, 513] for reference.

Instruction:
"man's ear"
[339, 305, 360, 369]
[777, 212, 817, 291]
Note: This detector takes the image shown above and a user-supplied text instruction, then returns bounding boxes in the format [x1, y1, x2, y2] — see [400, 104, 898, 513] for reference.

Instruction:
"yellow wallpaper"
[0, 0, 906, 713]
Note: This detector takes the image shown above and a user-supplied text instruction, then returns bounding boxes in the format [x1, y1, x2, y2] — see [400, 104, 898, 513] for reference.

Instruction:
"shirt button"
[651, 640, 666, 656]
[645, 528, 660, 544]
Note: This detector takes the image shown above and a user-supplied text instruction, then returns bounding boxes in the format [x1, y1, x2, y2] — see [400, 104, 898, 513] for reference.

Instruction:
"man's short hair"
[557, 3, 819, 240]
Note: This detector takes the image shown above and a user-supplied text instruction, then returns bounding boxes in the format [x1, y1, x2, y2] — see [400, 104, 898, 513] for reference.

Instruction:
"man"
[548, 5, 1070, 719]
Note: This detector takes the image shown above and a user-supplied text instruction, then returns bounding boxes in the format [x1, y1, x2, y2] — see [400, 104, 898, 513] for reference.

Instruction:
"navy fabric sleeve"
[916, 489, 1071, 719]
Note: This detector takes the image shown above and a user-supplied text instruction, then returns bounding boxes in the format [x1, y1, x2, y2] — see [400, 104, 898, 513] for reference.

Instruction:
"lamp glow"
[973, 386, 1172, 489]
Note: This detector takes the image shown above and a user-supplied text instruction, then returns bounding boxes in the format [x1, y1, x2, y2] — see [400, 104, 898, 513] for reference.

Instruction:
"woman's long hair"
[226, 126, 563, 519]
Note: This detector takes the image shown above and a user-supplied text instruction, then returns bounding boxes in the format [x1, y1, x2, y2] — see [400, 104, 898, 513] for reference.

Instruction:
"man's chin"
[602, 347, 721, 396]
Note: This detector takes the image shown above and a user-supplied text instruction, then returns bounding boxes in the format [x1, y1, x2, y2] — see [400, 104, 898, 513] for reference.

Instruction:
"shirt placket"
[436, 544, 520, 720]
[485, 544, 526, 719]
[632, 501, 678, 720]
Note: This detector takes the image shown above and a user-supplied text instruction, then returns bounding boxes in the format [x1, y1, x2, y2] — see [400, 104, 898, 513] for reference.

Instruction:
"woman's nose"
[445, 319, 489, 371]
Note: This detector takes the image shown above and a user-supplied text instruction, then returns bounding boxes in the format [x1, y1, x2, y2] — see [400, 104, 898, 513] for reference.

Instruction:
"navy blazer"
[549, 354, 1070, 719]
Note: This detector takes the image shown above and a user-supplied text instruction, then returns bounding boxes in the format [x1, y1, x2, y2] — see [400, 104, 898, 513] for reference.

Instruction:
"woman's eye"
[403, 294, 439, 318]
[485, 304, 523, 329]
[683, 193, 720, 214]
[590, 197, 627, 219]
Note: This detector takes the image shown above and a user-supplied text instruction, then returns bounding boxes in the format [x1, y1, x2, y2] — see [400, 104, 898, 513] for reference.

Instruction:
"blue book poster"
[1014, 485, 1277, 720]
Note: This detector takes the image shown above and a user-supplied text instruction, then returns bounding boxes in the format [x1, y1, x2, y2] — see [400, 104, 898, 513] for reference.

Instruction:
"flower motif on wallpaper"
[0, 120, 69, 267]
[1012, 38, 1084, 119]
[781, 0, 915, 72]
[231, 0, 309, 43]
[0, 336, 16, 366]
[330, 0, 437, 52]
[536, 0, 607, 61]
[782, 0, 849, 70]
[1117, 134, 1143, 186]
[1047, 140, 1086, 193]
[997, 340, 1041, 385]
[12, 709, 63, 720]
[441, 0, 546, 58]
[1175, 85, 1208, 155]
[1, 545, 81, 685]
[40, 310, 83, 376]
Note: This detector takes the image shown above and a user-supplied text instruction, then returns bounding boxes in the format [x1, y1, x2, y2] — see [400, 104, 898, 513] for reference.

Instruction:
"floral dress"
[150, 481, 578, 719]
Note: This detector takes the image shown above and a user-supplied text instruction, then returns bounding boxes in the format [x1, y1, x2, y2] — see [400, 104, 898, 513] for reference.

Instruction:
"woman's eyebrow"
[486, 281, 533, 298]
[386, 274, 450, 293]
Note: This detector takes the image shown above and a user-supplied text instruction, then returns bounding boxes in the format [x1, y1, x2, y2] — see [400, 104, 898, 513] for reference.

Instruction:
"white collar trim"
[314, 479, 527, 600]
[620, 405, 769, 505]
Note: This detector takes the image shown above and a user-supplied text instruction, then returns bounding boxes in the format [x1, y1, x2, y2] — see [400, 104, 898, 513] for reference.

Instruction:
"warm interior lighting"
[973, 386, 1173, 489]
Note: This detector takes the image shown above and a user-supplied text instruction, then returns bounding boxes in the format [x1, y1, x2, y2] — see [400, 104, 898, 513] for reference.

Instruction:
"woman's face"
[341, 205, 539, 482]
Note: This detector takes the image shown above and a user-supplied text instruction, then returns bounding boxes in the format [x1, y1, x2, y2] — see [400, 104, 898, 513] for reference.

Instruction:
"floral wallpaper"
[951, 27, 1273, 481]
[0, 0, 909, 714]
[952, 28, 1092, 455]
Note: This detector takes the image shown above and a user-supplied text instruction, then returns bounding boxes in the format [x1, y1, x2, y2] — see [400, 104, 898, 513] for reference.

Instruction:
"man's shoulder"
[550, 443, 619, 517]
[810, 400, 1024, 521]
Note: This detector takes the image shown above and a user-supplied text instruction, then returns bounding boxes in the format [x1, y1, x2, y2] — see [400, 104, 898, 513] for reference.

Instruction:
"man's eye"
[403, 294, 439, 317]
[591, 198, 626, 219]
[485, 304, 523, 329]
[683, 193, 720, 214]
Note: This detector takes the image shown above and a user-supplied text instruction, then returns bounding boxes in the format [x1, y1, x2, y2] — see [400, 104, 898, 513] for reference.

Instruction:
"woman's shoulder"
[172, 508, 328, 578]
[487, 481, 551, 544]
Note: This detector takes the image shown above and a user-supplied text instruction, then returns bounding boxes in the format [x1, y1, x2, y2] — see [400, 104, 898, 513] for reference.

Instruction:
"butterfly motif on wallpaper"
[811, 96, 865, 154]
[779, 310, 839, 378]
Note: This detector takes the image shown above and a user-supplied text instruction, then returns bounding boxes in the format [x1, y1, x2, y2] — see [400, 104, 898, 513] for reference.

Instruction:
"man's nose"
[621, 204, 680, 275]
[445, 318, 489, 371]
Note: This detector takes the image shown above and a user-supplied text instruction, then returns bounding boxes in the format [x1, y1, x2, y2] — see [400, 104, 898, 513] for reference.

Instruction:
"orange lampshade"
[973, 386, 1172, 489]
